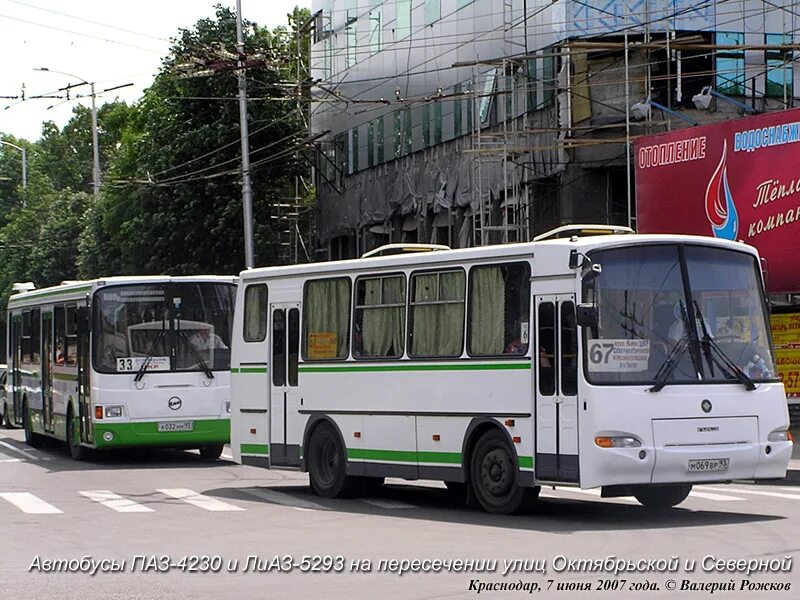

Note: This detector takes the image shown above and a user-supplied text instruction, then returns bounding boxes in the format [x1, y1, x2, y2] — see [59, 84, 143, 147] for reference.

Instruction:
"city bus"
[6, 276, 236, 460]
[230, 228, 793, 513]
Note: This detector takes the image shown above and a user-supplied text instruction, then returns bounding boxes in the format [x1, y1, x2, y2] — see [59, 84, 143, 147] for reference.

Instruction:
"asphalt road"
[1, 428, 799, 600]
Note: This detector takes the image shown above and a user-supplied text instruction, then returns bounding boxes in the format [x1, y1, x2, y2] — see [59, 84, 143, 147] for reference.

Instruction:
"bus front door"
[76, 305, 92, 444]
[42, 312, 54, 433]
[534, 296, 579, 483]
[269, 304, 301, 467]
[11, 315, 22, 426]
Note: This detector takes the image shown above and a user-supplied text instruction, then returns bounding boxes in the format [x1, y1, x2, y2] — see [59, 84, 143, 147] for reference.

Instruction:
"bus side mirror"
[576, 303, 598, 328]
[582, 262, 602, 281]
[76, 306, 89, 335]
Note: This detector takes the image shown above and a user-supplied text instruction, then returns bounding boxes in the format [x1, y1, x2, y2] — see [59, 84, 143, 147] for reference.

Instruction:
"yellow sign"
[308, 332, 338, 359]
[775, 347, 800, 398]
[770, 312, 800, 347]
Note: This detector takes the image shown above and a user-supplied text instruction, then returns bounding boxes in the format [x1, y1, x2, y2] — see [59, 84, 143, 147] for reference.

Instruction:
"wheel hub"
[481, 448, 512, 496]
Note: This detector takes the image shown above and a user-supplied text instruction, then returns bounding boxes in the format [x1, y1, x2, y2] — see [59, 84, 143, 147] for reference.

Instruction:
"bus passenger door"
[76, 305, 92, 443]
[42, 312, 54, 433]
[535, 295, 579, 482]
[11, 315, 22, 426]
[269, 304, 301, 467]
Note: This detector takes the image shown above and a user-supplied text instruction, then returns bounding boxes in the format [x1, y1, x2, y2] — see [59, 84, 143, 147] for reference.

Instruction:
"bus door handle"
[553, 397, 563, 404]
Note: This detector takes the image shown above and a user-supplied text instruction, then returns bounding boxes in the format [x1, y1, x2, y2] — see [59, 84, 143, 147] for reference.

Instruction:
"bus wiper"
[649, 332, 690, 393]
[693, 301, 756, 391]
[177, 330, 214, 380]
[134, 327, 167, 383]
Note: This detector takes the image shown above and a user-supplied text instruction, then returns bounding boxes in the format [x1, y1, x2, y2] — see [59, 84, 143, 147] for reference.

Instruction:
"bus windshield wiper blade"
[693, 301, 756, 391]
[178, 330, 214, 380]
[133, 328, 167, 383]
[649, 333, 690, 392]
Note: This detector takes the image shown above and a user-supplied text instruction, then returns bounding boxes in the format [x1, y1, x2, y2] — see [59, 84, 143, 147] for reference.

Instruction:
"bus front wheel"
[633, 484, 692, 509]
[307, 422, 362, 498]
[23, 401, 43, 448]
[67, 408, 87, 461]
[469, 429, 526, 515]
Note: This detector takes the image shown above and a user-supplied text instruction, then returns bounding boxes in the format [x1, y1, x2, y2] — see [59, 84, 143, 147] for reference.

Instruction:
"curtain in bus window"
[411, 271, 464, 357]
[469, 266, 505, 355]
[244, 284, 267, 342]
[304, 278, 350, 359]
[360, 276, 405, 357]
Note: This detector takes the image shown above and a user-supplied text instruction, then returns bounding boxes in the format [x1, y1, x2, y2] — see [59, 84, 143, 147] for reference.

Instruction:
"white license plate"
[688, 458, 730, 473]
[157, 421, 194, 432]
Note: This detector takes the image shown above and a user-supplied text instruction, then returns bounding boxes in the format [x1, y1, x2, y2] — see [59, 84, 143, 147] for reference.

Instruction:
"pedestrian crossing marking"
[0, 441, 43, 461]
[706, 486, 800, 501]
[79, 490, 154, 513]
[688, 490, 744, 502]
[157, 488, 245, 512]
[0, 492, 62, 514]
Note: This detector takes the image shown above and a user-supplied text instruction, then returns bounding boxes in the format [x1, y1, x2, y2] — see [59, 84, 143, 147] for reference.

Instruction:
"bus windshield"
[584, 244, 776, 387]
[93, 282, 235, 374]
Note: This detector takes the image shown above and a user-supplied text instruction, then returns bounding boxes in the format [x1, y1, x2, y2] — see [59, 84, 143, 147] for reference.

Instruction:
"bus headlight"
[595, 436, 642, 448]
[105, 406, 123, 418]
[767, 428, 793, 442]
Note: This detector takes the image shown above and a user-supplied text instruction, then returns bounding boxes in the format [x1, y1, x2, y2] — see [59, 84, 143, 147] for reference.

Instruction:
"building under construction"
[309, 0, 798, 259]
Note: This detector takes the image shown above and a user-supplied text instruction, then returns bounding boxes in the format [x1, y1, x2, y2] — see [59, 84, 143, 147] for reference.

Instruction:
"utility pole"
[236, 0, 255, 269]
[0, 140, 27, 189]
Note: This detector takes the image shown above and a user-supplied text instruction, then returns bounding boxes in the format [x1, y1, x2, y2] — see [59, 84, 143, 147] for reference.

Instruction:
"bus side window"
[243, 284, 267, 343]
[54, 305, 66, 365]
[65, 305, 78, 365]
[560, 301, 578, 396]
[21, 310, 31, 364]
[538, 302, 556, 396]
[30, 309, 41, 365]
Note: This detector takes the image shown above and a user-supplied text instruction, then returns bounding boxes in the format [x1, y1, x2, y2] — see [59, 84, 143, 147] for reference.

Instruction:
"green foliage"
[0, 5, 311, 354]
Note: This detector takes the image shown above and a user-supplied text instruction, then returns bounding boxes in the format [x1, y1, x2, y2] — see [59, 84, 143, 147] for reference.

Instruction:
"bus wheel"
[633, 484, 692, 509]
[23, 401, 43, 449]
[199, 444, 223, 460]
[307, 422, 361, 498]
[67, 408, 87, 461]
[470, 429, 526, 514]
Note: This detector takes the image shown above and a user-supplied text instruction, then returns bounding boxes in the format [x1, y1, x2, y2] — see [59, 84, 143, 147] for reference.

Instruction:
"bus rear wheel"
[633, 484, 692, 509]
[469, 429, 526, 514]
[67, 408, 87, 461]
[23, 401, 42, 449]
[199, 444, 224, 459]
[307, 422, 362, 498]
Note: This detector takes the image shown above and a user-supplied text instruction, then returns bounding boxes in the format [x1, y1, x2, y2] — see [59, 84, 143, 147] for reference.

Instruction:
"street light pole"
[0, 140, 27, 189]
[236, 0, 255, 269]
[35, 67, 100, 196]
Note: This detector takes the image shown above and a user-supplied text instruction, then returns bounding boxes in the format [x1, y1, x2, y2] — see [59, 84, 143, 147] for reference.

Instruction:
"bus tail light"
[595, 436, 641, 448]
[95, 406, 103, 420]
[767, 428, 792, 442]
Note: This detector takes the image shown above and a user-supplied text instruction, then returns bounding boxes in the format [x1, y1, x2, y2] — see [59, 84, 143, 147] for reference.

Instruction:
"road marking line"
[79, 490, 154, 513]
[157, 488, 245, 512]
[706, 487, 800, 500]
[359, 498, 417, 510]
[0, 441, 41, 461]
[0, 492, 62, 514]
[688, 490, 745, 502]
[241, 488, 329, 512]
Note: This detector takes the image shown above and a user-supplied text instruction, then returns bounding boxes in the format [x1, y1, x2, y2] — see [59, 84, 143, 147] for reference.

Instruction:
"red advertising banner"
[635, 108, 800, 293]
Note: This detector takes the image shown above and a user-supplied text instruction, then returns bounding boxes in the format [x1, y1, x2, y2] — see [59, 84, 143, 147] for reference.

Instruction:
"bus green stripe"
[347, 448, 461, 464]
[240, 443, 269, 455]
[518, 456, 534, 469]
[299, 362, 530, 374]
[231, 367, 268, 374]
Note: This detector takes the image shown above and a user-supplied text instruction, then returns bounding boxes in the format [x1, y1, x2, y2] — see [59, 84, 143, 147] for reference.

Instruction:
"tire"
[23, 401, 43, 449]
[307, 422, 362, 498]
[633, 484, 692, 509]
[67, 407, 87, 461]
[469, 429, 526, 514]
[199, 444, 224, 459]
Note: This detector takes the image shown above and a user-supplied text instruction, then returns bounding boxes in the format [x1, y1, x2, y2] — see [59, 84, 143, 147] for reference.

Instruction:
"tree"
[85, 5, 310, 277]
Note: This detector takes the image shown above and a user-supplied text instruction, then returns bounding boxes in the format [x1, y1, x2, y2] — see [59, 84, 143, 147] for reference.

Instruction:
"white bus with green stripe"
[6, 276, 236, 460]
[230, 228, 792, 513]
